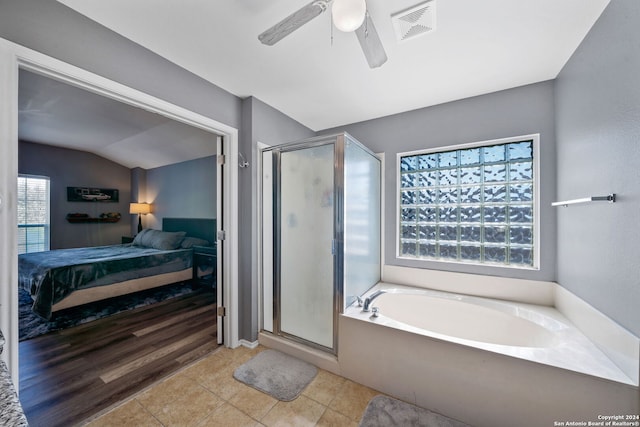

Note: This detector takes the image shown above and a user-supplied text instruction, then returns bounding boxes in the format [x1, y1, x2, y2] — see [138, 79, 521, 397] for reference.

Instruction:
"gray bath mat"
[359, 395, 470, 427]
[233, 349, 317, 401]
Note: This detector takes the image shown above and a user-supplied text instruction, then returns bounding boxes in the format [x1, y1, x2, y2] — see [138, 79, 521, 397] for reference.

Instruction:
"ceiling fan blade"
[354, 12, 388, 68]
[259, 1, 329, 46]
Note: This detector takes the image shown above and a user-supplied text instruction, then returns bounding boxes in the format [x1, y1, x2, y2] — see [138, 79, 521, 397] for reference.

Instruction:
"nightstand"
[121, 236, 134, 244]
[193, 245, 216, 288]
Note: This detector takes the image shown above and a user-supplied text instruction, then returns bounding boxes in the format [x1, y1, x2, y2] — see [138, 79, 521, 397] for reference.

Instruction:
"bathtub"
[348, 284, 629, 382]
[370, 290, 558, 347]
[338, 283, 639, 427]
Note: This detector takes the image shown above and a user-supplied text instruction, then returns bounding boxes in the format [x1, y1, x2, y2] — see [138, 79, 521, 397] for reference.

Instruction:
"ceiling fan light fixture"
[332, 0, 366, 32]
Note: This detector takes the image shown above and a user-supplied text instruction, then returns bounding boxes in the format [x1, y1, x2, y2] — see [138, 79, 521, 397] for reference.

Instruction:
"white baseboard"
[238, 339, 259, 349]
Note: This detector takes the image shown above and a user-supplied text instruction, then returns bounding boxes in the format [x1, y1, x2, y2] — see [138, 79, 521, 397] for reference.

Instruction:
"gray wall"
[18, 141, 131, 248]
[19, 138, 217, 247]
[145, 155, 217, 231]
[555, 0, 640, 336]
[321, 81, 557, 282]
[130, 167, 147, 235]
[240, 96, 315, 341]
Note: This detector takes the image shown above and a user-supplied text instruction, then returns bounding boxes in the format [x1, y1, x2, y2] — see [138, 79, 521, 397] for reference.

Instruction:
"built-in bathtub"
[337, 282, 640, 427]
[260, 279, 640, 427]
[371, 290, 556, 347]
[349, 284, 631, 383]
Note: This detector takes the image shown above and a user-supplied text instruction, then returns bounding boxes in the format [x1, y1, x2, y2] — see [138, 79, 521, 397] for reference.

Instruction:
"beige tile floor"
[85, 345, 381, 427]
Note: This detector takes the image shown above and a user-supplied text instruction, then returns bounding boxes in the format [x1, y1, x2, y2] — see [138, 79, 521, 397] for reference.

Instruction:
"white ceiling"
[20, 0, 610, 169]
[57, 0, 610, 131]
[19, 69, 217, 169]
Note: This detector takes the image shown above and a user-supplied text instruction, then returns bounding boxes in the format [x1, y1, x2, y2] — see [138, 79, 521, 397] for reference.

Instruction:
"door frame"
[256, 141, 272, 334]
[0, 38, 240, 385]
[269, 138, 341, 354]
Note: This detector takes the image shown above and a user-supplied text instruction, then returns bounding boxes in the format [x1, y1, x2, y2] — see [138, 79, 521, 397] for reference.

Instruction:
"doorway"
[0, 38, 240, 388]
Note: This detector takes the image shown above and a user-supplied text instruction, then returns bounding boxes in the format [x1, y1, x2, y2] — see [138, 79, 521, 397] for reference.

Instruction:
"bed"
[18, 217, 216, 319]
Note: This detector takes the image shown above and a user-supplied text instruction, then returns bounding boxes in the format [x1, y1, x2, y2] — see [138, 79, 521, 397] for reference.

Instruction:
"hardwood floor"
[19, 286, 218, 427]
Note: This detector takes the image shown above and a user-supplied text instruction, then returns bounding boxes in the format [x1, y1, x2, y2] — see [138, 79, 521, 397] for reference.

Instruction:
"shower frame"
[261, 132, 381, 354]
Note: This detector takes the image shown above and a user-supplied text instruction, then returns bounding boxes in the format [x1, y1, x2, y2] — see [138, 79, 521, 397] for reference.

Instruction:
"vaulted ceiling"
[19, 70, 217, 169]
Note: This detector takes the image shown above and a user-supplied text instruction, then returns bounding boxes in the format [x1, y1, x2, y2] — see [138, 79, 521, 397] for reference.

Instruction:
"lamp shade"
[332, 0, 366, 32]
[129, 203, 151, 215]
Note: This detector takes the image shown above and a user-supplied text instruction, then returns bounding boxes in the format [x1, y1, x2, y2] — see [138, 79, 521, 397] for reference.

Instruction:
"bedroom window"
[397, 135, 538, 268]
[18, 175, 50, 254]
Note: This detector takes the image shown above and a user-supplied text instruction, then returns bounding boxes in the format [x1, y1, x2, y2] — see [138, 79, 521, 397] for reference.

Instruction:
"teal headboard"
[162, 217, 216, 246]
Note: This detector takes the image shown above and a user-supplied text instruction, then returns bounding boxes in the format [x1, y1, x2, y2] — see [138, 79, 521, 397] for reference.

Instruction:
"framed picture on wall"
[67, 187, 119, 202]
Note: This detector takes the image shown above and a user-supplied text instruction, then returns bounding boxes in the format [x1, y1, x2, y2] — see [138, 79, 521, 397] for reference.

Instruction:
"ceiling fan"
[258, 0, 388, 69]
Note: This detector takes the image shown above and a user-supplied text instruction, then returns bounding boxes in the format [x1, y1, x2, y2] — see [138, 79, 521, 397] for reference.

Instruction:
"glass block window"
[398, 138, 536, 267]
[18, 175, 50, 254]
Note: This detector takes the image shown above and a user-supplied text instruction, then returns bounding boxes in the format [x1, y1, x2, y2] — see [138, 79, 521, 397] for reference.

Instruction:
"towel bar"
[551, 194, 616, 207]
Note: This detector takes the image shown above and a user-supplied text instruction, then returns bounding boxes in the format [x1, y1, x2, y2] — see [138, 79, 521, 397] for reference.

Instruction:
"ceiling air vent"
[391, 0, 436, 42]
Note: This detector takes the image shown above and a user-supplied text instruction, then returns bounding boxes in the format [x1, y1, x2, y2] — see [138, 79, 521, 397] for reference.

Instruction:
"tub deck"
[344, 283, 634, 385]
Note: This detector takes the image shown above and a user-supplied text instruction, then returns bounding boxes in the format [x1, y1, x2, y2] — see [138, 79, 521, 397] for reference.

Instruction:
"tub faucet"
[362, 290, 386, 312]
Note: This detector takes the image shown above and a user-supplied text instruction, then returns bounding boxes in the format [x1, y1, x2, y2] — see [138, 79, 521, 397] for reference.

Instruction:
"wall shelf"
[551, 194, 616, 207]
[66, 213, 121, 223]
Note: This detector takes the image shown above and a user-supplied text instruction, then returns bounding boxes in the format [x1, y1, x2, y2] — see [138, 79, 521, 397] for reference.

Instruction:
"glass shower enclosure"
[261, 133, 381, 353]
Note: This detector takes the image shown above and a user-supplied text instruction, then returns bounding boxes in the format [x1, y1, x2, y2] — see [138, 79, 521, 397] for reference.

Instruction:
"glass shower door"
[277, 142, 335, 350]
